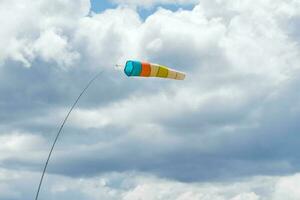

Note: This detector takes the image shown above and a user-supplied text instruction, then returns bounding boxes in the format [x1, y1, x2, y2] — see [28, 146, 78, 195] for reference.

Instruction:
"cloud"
[40, 0, 300, 182]
[1, 0, 300, 199]
[33, 29, 80, 67]
[0, 132, 47, 168]
[1, 169, 300, 200]
[273, 174, 300, 200]
[75, 7, 142, 68]
[0, 0, 89, 67]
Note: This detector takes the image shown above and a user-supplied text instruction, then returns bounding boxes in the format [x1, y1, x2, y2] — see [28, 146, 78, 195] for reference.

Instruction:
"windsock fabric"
[124, 60, 186, 80]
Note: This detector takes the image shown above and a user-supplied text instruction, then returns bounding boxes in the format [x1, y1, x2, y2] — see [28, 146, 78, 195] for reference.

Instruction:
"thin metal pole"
[34, 71, 104, 200]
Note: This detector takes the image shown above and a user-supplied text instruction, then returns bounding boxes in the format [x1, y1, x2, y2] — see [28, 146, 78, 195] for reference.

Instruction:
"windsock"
[124, 60, 186, 80]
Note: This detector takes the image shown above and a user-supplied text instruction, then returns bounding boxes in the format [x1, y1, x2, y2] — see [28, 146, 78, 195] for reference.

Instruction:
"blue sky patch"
[90, 0, 195, 19]
[90, 0, 116, 13]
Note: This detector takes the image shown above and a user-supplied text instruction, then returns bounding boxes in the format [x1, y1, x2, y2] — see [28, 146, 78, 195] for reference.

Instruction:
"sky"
[0, 0, 300, 199]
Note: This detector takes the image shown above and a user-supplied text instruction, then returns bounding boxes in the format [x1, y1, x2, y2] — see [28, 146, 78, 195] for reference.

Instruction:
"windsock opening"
[124, 60, 142, 76]
[124, 61, 134, 76]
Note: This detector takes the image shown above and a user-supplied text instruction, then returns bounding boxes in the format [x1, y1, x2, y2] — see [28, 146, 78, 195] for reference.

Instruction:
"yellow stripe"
[150, 64, 185, 80]
[157, 66, 169, 78]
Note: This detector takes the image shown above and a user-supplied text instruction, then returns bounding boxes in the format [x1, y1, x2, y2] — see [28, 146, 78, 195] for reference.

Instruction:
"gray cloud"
[1, 0, 300, 199]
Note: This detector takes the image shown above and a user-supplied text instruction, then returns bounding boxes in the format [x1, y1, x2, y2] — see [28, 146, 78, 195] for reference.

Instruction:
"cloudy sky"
[1, 0, 300, 199]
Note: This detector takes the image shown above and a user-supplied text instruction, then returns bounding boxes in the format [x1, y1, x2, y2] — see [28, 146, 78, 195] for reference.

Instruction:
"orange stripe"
[140, 62, 151, 77]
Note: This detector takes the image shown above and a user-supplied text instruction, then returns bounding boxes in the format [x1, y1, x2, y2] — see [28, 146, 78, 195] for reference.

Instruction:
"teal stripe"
[131, 61, 142, 76]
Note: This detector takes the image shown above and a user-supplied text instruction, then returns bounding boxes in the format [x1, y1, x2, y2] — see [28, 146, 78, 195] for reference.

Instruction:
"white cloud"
[0, 0, 89, 67]
[1, 0, 299, 178]
[2, 169, 300, 200]
[230, 193, 260, 200]
[33, 29, 80, 67]
[74, 8, 142, 68]
[272, 174, 300, 200]
[59, 0, 300, 185]
[0, 132, 46, 163]
[1, 0, 300, 199]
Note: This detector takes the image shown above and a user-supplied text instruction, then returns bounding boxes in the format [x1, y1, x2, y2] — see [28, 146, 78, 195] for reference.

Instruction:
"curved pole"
[34, 71, 104, 200]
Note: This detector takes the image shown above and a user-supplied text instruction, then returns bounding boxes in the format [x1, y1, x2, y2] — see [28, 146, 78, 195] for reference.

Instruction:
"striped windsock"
[124, 60, 186, 80]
